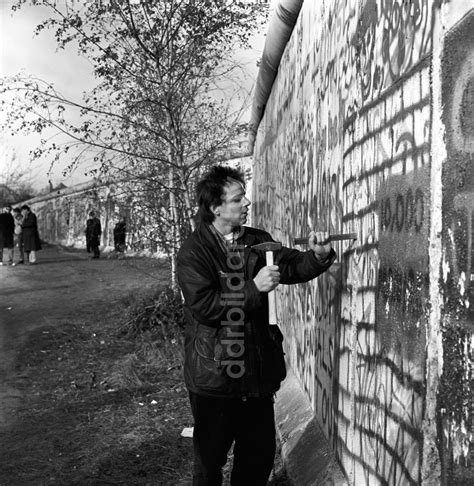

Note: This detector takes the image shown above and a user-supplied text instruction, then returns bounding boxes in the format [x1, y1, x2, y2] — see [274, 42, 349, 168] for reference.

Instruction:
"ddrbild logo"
[220, 240, 246, 379]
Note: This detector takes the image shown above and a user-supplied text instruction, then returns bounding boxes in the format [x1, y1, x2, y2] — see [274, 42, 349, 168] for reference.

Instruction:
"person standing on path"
[20, 205, 42, 265]
[0, 205, 15, 266]
[113, 215, 127, 253]
[177, 166, 336, 485]
[85, 211, 102, 259]
[12, 207, 25, 264]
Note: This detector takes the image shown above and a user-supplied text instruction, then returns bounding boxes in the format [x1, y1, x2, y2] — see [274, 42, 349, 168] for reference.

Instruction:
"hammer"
[251, 241, 282, 325]
[293, 232, 357, 245]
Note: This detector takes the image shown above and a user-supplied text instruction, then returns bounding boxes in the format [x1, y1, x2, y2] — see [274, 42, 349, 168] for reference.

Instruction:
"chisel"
[293, 232, 357, 245]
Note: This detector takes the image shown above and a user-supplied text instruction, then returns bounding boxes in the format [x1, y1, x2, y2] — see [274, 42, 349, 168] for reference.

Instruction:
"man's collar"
[198, 223, 257, 248]
[241, 229, 257, 248]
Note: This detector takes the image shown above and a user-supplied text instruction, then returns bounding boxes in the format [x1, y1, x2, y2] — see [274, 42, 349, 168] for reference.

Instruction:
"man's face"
[213, 180, 251, 228]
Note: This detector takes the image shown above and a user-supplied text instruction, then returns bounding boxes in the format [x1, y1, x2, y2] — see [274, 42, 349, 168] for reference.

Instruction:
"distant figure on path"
[20, 205, 42, 265]
[86, 211, 102, 259]
[113, 216, 127, 252]
[12, 207, 25, 264]
[0, 204, 15, 266]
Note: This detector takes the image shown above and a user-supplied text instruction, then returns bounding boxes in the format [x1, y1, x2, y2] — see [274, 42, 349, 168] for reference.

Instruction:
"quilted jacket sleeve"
[177, 248, 262, 326]
[276, 246, 337, 284]
[253, 230, 336, 284]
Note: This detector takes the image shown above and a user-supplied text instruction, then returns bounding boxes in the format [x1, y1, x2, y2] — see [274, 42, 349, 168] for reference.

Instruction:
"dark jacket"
[0, 212, 14, 248]
[113, 221, 126, 249]
[86, 217, 101, 246]
[177, 224, 336, 399]
[21, 212, 41, 252]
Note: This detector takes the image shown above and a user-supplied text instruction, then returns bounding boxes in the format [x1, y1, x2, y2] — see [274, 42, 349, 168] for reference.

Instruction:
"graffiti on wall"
[253, 0, 436, 483]
[354, 0, 433, 104]
[377, 167, 430, 357]
[440, 10, 474, 475]
[340, 63, 431, 484]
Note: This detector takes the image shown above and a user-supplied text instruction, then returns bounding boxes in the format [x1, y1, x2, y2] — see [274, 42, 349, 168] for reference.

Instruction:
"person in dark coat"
[0, 204, 15, 265]
[85, 211, 101, 259]
[176, 166, 336, 485]
[20, 205, 42, 264]
[113, 216, 127, 252]
[12, 207, 25, 264]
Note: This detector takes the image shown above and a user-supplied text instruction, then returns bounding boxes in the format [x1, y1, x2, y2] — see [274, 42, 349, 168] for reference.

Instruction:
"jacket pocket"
[262, 325, 287, 389]
[193, 326, 230, 392]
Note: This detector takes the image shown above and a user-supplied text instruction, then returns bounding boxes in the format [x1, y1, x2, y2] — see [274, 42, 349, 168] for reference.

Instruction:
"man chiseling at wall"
[177, 165, 336, 485]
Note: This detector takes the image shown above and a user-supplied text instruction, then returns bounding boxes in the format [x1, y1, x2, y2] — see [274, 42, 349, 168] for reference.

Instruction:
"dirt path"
[0, 245, 169, 428]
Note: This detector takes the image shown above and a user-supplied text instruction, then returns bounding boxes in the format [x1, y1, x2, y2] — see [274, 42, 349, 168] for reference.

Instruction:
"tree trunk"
[168, 166, 180, 290]
[181, 172, 196, 233]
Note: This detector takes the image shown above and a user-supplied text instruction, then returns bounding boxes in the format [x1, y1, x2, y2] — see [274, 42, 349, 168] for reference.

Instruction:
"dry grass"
[0, 302, 193, 485]
[0, 288, 289, 485]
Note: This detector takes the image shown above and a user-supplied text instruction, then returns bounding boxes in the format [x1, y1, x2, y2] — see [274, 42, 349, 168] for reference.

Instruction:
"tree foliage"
[1, 0, 267, 277]
[0, 154, 38, 206]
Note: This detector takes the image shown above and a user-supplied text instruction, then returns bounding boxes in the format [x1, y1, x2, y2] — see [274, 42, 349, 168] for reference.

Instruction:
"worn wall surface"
[439, 6, 474, 480]
[252, 0, 472, 484]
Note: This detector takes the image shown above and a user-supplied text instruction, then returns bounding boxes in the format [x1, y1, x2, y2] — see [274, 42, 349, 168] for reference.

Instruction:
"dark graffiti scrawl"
[253, 0, 436, 483]
[354, 0, 433, 103]
[339, 54, 432, 483]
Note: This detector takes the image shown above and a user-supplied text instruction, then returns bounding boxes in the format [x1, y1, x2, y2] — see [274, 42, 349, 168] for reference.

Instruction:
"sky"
[0, 0, 98, 191]
[0, 0, 268, 193]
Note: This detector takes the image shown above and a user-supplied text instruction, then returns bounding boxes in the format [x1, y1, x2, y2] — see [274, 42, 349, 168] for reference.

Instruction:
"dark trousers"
[91, 244, 100, 258]
[14, 234, 24, 261]
[87, 237, 100, 258]
[189, 392, 276, 486]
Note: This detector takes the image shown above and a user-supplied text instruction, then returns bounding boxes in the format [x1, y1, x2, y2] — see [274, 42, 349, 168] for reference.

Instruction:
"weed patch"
[0, 293, 193, 485]
[0, 286, 288, 485]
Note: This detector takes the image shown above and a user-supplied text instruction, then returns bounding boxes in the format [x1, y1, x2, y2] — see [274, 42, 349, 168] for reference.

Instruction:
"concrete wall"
[252, 0, 473, 484]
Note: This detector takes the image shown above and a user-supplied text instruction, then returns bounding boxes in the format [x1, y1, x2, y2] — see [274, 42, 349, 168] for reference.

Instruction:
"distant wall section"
[22, 180, 158, 253]
[23, 156, 253, 255]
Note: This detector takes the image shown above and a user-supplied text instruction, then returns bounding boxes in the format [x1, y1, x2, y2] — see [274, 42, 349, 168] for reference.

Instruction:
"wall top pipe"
[248, 0, 304, 153]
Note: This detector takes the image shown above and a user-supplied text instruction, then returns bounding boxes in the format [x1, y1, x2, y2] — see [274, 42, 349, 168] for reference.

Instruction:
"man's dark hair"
[196, 165, 245, 224]
[20, 205, 30, 211]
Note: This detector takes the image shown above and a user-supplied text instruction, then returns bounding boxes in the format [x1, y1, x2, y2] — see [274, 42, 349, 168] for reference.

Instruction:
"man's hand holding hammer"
[253, 264, 281, 292]
[253, 231, 332, 293]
